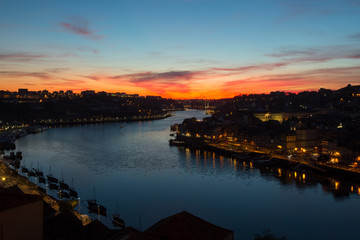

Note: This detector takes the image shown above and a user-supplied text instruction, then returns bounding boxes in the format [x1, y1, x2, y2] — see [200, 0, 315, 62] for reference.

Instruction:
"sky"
[1, 0, 360, 99]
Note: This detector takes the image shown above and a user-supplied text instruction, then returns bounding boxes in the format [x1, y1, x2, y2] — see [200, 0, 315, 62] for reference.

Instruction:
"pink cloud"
[84, 70, 206, 84]
[265, 45, 360, 64]
[0, 53, 47, 62]
[82, 71, 203, 97]
[46, 68, 70, 73]
[76, 61, 360, 98]
[213, 62, 288, 72]
[43, 78, 88, 87]
[119, 71, 203, 83]
[0, 71, 51, 80]
[222, 65, 360, 94]
[61, 16, 103, 40]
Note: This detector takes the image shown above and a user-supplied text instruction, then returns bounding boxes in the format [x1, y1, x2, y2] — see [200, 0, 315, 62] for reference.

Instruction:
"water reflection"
[11, 110, 360, 240]
[176, 146, 360, 200]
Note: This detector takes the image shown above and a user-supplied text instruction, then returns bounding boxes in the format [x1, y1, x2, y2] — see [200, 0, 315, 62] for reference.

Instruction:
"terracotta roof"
[0, 192, 42, 212]
[143, 211, 234, 240]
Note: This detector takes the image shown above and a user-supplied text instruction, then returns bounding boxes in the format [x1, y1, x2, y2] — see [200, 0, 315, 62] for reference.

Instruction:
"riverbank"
[0, 157, 59, 211]
[170, 137, 360, 181]
[0, 157, 90, 224]
[41, 112, 173, 127]
[1, 112, 173, 151]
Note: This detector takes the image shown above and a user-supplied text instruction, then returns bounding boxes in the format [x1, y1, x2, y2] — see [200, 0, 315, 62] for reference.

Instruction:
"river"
[11, 110, 360, 240]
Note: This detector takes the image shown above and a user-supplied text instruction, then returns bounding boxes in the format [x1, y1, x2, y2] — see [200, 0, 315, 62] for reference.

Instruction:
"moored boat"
[10, 160, 20, 169]
[28, 125, 48, 133]
[35, 169, 44, 177]
[112, 201, 125, 228]
[169, 139, 185, 146]
[58, 190, 70, 199]
[87, 200, 107, 216]
[47, 175, 59, 184]
[15, 151, 23, 160]
[69, 188, 78, 198]
[112, 214, 125, 228]
[39, 176, 46, 184]
[59, 181, 69, 190]
[48, 182, 59, 190]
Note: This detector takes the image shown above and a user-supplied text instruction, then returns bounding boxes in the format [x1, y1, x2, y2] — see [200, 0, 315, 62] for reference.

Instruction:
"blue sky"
[1, 0, 360, 98]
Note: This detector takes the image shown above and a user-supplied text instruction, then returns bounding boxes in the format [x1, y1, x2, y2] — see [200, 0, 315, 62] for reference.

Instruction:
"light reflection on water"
[11, 110, 360, 240]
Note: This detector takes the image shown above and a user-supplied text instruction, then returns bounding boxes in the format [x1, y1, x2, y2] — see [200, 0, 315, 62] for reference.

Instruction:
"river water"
[12, 110, 360, 240]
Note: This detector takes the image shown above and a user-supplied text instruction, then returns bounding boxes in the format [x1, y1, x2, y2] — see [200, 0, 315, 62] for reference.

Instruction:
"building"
[284, 133, 296, 150]
[0, 193, 43, 240]
[18, 88, 28, 95]
[81, 90, 96, 96]
[143, 211, 234, 240]
[296, 128, 318, 150]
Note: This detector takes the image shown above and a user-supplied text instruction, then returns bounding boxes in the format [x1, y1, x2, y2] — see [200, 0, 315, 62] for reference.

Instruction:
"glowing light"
[1, 177, 5, 181]
[335, 181, 339, 190]
[185, 148, 190, 161]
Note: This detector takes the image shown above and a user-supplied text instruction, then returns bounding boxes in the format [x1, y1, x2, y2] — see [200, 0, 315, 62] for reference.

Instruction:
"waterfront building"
[296, 128, 318, 150]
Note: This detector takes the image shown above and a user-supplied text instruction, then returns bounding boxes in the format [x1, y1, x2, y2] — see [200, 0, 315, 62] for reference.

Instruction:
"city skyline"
[1, 0, 360, 99]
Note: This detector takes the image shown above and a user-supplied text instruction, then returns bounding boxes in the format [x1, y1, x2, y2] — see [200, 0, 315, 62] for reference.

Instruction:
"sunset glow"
[1, 0, 360, 99]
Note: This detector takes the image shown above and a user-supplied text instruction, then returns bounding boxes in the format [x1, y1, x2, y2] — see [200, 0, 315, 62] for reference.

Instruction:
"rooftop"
[0, 192, 42, 212]
[143, 210, 234, 240]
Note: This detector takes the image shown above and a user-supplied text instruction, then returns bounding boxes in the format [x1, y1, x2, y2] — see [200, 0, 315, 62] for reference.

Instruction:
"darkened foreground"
[0, 189, 233, 240]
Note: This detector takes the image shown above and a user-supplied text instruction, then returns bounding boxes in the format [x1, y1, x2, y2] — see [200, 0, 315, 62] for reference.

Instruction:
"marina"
[3, 110, 360, 240]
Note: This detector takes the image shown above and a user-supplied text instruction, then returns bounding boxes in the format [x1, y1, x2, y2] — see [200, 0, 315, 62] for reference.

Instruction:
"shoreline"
[170, 138, 360, 181]
[0, 157, 89, 224]
[41, 112, 173, 127]
[0, 113, 176, 224]
[0, 158, 59, 209]
[0, 112, 173, 150]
